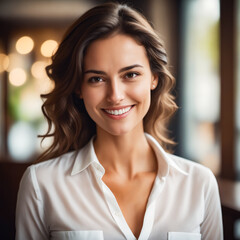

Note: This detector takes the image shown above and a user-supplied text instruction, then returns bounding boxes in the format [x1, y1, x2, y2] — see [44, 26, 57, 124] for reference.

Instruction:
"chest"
[43, 171, 204, 240]
[102, 173, 156, 238]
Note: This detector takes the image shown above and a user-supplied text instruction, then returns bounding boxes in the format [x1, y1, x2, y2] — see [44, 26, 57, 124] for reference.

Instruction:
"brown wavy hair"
[37, 2, 178, 162]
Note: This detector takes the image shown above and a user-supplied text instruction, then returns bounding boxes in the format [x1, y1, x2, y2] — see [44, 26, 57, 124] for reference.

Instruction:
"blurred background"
[0, 0, 239, 239]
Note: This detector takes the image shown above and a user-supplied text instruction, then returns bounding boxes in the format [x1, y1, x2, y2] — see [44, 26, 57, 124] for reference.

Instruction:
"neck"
[94, 127, 157, 179]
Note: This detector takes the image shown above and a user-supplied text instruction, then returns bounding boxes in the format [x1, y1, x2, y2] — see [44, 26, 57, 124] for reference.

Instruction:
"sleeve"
[15, 166, 49, 240]
[200, 169, 223, 240]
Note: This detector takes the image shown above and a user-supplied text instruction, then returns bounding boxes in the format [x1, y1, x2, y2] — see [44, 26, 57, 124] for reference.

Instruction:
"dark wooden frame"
[220, 0, 238, 180]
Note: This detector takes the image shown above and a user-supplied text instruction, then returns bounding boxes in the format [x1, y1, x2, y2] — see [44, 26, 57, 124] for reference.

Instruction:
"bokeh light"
[9, 68, 27, 86]
[8, 121, 37, 161]
[31, 61, 48, 79]
[16, 36, 34, 55]
[40, 40, 58, 57]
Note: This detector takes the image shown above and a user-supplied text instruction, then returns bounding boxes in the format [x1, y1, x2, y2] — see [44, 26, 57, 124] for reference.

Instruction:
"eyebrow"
[84, 64, 143, 75]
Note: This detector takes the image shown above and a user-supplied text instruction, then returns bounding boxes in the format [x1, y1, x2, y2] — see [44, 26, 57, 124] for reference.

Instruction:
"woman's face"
[81, 33, 158, 137]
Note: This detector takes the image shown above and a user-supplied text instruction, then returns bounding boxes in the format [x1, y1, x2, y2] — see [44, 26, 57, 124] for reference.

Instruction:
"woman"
[16, 2, 223, 240]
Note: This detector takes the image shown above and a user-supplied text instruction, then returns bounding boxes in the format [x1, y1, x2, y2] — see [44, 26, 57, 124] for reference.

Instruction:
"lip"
[102, 105, 134, 120]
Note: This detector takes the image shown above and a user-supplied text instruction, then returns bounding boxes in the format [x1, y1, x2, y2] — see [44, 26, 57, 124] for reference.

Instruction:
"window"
[180, 0, 220, 175]
[1, 29, 62, 161]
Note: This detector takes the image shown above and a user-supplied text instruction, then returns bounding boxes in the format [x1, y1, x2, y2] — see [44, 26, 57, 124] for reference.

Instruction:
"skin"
[81, 34, 159, 238]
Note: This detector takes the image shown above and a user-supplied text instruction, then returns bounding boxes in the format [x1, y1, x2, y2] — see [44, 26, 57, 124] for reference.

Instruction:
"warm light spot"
[9, 68, 27, 86]
[16, 36, 34, 54]
[0, 53, 9, 72]
[35, 76, 54, 94]
[40, 40, 58, 57]
[31, 61, 48, 79]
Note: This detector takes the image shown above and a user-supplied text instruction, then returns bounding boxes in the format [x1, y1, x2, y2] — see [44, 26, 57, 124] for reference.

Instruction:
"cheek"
[81, 87, 104, 108]
[81, 90, 101, 122]
[131, 81, 151, 102]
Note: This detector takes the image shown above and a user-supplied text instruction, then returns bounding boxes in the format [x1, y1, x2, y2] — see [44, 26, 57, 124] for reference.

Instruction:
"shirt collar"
[71, 137, 104, 176]
[145, 133, 188, 178]
[71, 134, 188, 177]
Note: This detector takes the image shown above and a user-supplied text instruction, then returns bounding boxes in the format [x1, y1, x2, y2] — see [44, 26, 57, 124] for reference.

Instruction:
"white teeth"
[105, 106, 131, 116]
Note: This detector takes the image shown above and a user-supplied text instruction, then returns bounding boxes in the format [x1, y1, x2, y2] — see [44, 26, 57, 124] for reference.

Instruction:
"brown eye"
[125, 72, 140, 79]
[88, 76, 103, 83]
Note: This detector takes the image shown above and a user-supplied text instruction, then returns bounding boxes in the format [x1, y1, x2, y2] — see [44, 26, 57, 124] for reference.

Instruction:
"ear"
[151, 74, 158, 90]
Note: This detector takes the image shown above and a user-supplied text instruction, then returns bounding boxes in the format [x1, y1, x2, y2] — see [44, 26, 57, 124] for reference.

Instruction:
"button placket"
[101, 182, 136, 240]
[138, 177, 166, 240]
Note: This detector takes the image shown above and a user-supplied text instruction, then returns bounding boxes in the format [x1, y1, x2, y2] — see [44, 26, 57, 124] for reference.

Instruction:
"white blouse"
[15, 134, 223, 240]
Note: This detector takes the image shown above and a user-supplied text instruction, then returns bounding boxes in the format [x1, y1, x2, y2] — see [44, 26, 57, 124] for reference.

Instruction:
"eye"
[87, 76, 104, 83]
[124, 72, 140, 79]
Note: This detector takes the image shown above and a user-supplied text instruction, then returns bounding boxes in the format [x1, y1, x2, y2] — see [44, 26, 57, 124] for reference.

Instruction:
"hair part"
[37, 2, 177, 162]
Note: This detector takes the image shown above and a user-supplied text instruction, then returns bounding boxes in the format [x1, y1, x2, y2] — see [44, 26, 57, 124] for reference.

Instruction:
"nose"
[106, 79, 124, 104]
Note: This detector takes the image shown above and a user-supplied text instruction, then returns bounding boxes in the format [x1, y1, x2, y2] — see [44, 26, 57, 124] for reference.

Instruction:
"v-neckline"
[101, 176, 163, 240]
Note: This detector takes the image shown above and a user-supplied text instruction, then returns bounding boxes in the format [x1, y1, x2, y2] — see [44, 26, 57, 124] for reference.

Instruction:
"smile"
[103, 106, 132, 116]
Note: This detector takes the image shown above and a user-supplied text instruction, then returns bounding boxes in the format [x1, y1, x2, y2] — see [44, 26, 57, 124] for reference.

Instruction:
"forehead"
[83, 34, 149, 70]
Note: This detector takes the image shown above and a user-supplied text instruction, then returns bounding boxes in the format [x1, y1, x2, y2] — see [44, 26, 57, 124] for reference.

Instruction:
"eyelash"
[86, 71, 140, 84]
[87, 76, 104, 83]
[124, 72, 140, 79]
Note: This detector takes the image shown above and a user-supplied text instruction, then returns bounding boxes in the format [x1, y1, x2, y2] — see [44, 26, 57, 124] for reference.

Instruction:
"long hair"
[37, 2, 177, 162]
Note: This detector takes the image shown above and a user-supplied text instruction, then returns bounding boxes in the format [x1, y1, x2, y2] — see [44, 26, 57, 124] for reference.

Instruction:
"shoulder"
[35, 150, 78, 171]
[168, 153, 211, 173]
[167, 153, 217, 187]
[165, 154, 220, 204]
[24, 150, 79, 186]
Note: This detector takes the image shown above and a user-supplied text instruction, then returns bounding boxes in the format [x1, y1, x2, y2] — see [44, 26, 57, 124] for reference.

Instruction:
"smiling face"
[81, 34, 158, 137]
